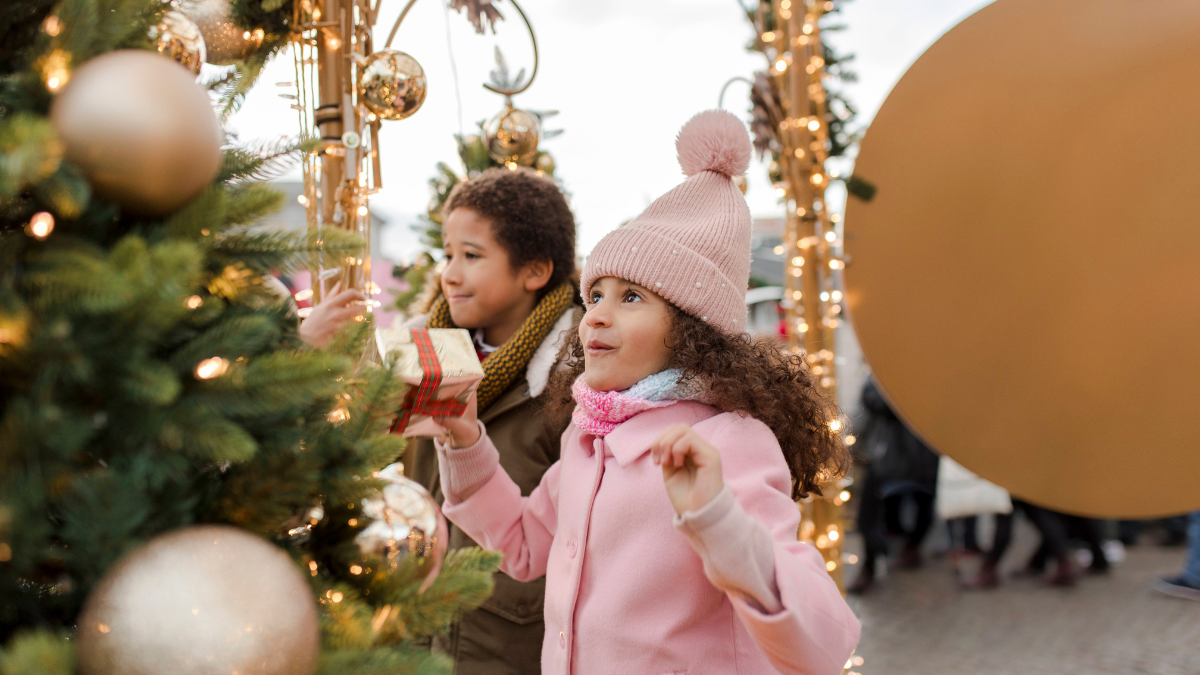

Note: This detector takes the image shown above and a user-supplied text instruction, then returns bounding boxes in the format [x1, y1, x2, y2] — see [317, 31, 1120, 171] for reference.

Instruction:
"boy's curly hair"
[547, 307, 851, 499]
[443, 167, 576, 298]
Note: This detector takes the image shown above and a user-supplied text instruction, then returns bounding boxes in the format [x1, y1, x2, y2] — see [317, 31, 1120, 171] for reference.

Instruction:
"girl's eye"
[465, 252, 479, 260]
[623, 290, 642, 303]
[589, 291, 602, 304]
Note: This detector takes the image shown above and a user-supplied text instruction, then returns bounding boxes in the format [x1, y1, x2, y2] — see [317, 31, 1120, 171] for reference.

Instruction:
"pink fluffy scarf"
[571, 369, 705, 437]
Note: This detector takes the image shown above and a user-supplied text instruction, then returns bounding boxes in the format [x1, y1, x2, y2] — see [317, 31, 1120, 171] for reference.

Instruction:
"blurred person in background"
[1154, 510, 1200, 600]
[848, 378, 940, 595]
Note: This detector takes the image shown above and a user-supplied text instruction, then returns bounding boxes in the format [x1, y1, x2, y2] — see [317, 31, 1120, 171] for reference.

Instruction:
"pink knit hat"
[582, 109, 753, 334]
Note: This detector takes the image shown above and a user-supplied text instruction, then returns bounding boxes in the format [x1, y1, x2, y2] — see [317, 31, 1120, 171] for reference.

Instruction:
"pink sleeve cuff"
[674, 486, 783, 614]
[434, 421, 499, 504]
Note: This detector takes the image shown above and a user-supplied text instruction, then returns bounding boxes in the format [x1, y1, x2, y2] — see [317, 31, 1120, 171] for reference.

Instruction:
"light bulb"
[195, 356, 230, 380]
[185, 295, 203, 310]
[26, 212, 54, 239]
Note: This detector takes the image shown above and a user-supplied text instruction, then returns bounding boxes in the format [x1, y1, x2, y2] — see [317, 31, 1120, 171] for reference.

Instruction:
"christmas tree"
[0, 1, 499, 673]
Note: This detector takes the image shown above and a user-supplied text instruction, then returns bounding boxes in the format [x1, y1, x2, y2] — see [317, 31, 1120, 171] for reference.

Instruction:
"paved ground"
[840, 519, 1200, 675]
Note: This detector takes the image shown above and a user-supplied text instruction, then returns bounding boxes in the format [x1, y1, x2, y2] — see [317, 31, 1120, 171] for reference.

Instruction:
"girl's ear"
[522, 258, 554, 292]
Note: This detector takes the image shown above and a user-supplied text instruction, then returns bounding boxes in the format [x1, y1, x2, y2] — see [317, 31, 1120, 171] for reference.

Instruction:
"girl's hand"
[434, 392, 481, 448]
[650, 424, 725, 515]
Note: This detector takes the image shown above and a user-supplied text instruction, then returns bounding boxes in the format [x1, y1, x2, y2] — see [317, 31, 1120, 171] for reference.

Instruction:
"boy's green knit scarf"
[427, 281, 575, 411]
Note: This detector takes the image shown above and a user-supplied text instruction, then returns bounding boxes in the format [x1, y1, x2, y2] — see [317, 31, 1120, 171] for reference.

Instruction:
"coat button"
[567, 539, 578, 558]
[559, 631, 566, 648]
[516, 603, 529, 617]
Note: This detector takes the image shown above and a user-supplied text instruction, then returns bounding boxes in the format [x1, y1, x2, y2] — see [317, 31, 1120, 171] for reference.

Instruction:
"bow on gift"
[390, 330, 469, 434]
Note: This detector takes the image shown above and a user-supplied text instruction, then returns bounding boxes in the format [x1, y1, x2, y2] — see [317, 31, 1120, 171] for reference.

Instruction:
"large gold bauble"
[49, 50, 222, 216]
[485, 105, 539, 166]
[76, 526, 319, 675]
[150, 10, 206, 75]
[356, 464, 447, 592]
[842, 0, 1200, 518]
[179, 0, 263, 65]
[358, 50, 427, 121]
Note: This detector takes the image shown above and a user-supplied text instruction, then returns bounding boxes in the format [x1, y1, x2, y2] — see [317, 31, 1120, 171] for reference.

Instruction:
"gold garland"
[428, 281, 574, 410]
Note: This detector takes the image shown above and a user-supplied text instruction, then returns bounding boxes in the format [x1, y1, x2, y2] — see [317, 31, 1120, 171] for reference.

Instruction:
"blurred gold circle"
[843, 0, 1200, 518]
[151, 10, 205, 75]
[486, 105, 540, 166]
[49, 50, 222, 216]
[76, 526, 318, 675]
[358, 50, 427, 121]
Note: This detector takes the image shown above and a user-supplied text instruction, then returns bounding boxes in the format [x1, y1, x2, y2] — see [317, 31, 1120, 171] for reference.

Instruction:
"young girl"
[435, 110, 861, 675]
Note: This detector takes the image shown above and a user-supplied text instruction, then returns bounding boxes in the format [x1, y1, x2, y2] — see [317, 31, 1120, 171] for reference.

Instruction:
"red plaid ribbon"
[390, 329, 469, 434]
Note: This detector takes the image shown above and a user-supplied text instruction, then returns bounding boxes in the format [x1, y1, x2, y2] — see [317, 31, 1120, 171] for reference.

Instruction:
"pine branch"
[219, 137, 319, 185]
[211, 227, 364, 274]
[0, 114, 62, 197]
[225, 182, 284, 226]
[0, 630, 74, 675]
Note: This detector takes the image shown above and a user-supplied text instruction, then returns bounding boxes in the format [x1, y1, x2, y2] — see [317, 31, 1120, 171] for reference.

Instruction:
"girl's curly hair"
[547, 307, 851, 499]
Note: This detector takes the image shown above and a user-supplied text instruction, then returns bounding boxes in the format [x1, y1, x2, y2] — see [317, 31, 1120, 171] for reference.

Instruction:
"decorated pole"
[292, 0, 394, 308]
[750, 0, 851, 592]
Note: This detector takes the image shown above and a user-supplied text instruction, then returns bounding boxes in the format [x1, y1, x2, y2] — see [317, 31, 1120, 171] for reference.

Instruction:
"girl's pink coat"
[443, 401, 861, 675]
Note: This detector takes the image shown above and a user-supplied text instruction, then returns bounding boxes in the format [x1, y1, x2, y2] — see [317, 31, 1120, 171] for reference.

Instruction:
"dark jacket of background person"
[858, 378, 939, 497]
[403, 306, 581, 675]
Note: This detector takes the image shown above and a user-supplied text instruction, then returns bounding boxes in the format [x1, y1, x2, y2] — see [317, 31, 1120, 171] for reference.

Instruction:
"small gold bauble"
[49, 50, 222, 216]
[76, 526, 319, 675]
[356, 465, 447, 592]
[535, 152, 555, 174]
[358, 50, 427, 121]
[150, 10, 206, 75]
[486, 105, 540, 166]
[179, 0, 263, 65]
[733, 174, 748, 194]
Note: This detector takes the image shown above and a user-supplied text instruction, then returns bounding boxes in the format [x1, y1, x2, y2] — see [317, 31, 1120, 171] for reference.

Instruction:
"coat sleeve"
[437, 424, 560, 582]
[706, 415, 862, 675]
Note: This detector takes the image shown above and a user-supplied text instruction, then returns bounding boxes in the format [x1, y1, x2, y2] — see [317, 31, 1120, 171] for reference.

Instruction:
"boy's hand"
[650, 424, 725, 516]
[435, 393, 481, 448]
[299, 286, 367, 347]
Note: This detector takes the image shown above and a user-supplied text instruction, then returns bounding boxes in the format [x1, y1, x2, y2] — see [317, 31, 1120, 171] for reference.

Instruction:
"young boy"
[403, 167, 579, 675]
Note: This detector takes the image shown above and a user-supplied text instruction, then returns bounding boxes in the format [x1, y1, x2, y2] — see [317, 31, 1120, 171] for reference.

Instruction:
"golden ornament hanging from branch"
[49, 50, 223, 216]
[150, 10, 206, 74]
[358, 50, 428, 121]
[179, 0, 265, 65]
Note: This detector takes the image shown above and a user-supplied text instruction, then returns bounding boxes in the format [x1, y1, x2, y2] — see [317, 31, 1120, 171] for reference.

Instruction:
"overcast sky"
[227, 0, 993, 262]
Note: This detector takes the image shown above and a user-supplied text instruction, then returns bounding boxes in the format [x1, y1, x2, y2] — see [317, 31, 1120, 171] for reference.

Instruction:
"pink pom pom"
[675, 110, 752, 178]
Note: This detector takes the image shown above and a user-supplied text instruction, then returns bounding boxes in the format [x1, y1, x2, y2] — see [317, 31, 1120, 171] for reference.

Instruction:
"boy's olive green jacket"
[402, 305, 581, 675]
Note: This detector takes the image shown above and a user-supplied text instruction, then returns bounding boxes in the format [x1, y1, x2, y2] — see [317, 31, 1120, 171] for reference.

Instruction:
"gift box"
[375, 328, 484, 437]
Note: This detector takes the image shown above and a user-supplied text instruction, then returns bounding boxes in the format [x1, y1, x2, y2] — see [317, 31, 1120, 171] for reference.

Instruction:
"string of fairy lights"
[747, 1, 863, 671]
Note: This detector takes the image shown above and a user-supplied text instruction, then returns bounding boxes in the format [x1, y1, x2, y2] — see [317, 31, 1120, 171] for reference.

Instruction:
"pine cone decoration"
[450, 0, 504, 34]
[749, 72, 784, 158]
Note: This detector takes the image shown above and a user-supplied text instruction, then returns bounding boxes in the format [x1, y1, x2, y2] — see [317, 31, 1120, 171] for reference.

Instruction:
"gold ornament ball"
[179, 0, 263, 65]
[76, 526, 319, 675]
[486, 105, 540, 166]
[150, 10, 206, 75]
[358, 50, 427, 121]
[356, 469, 447, 592]
[50, 50, 222, 216]
[732, 174, 748, 194]
[535, 152, 555, 174]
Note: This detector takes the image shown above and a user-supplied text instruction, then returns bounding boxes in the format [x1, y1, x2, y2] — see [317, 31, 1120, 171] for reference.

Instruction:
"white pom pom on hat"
[675, 109, 752, 178]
